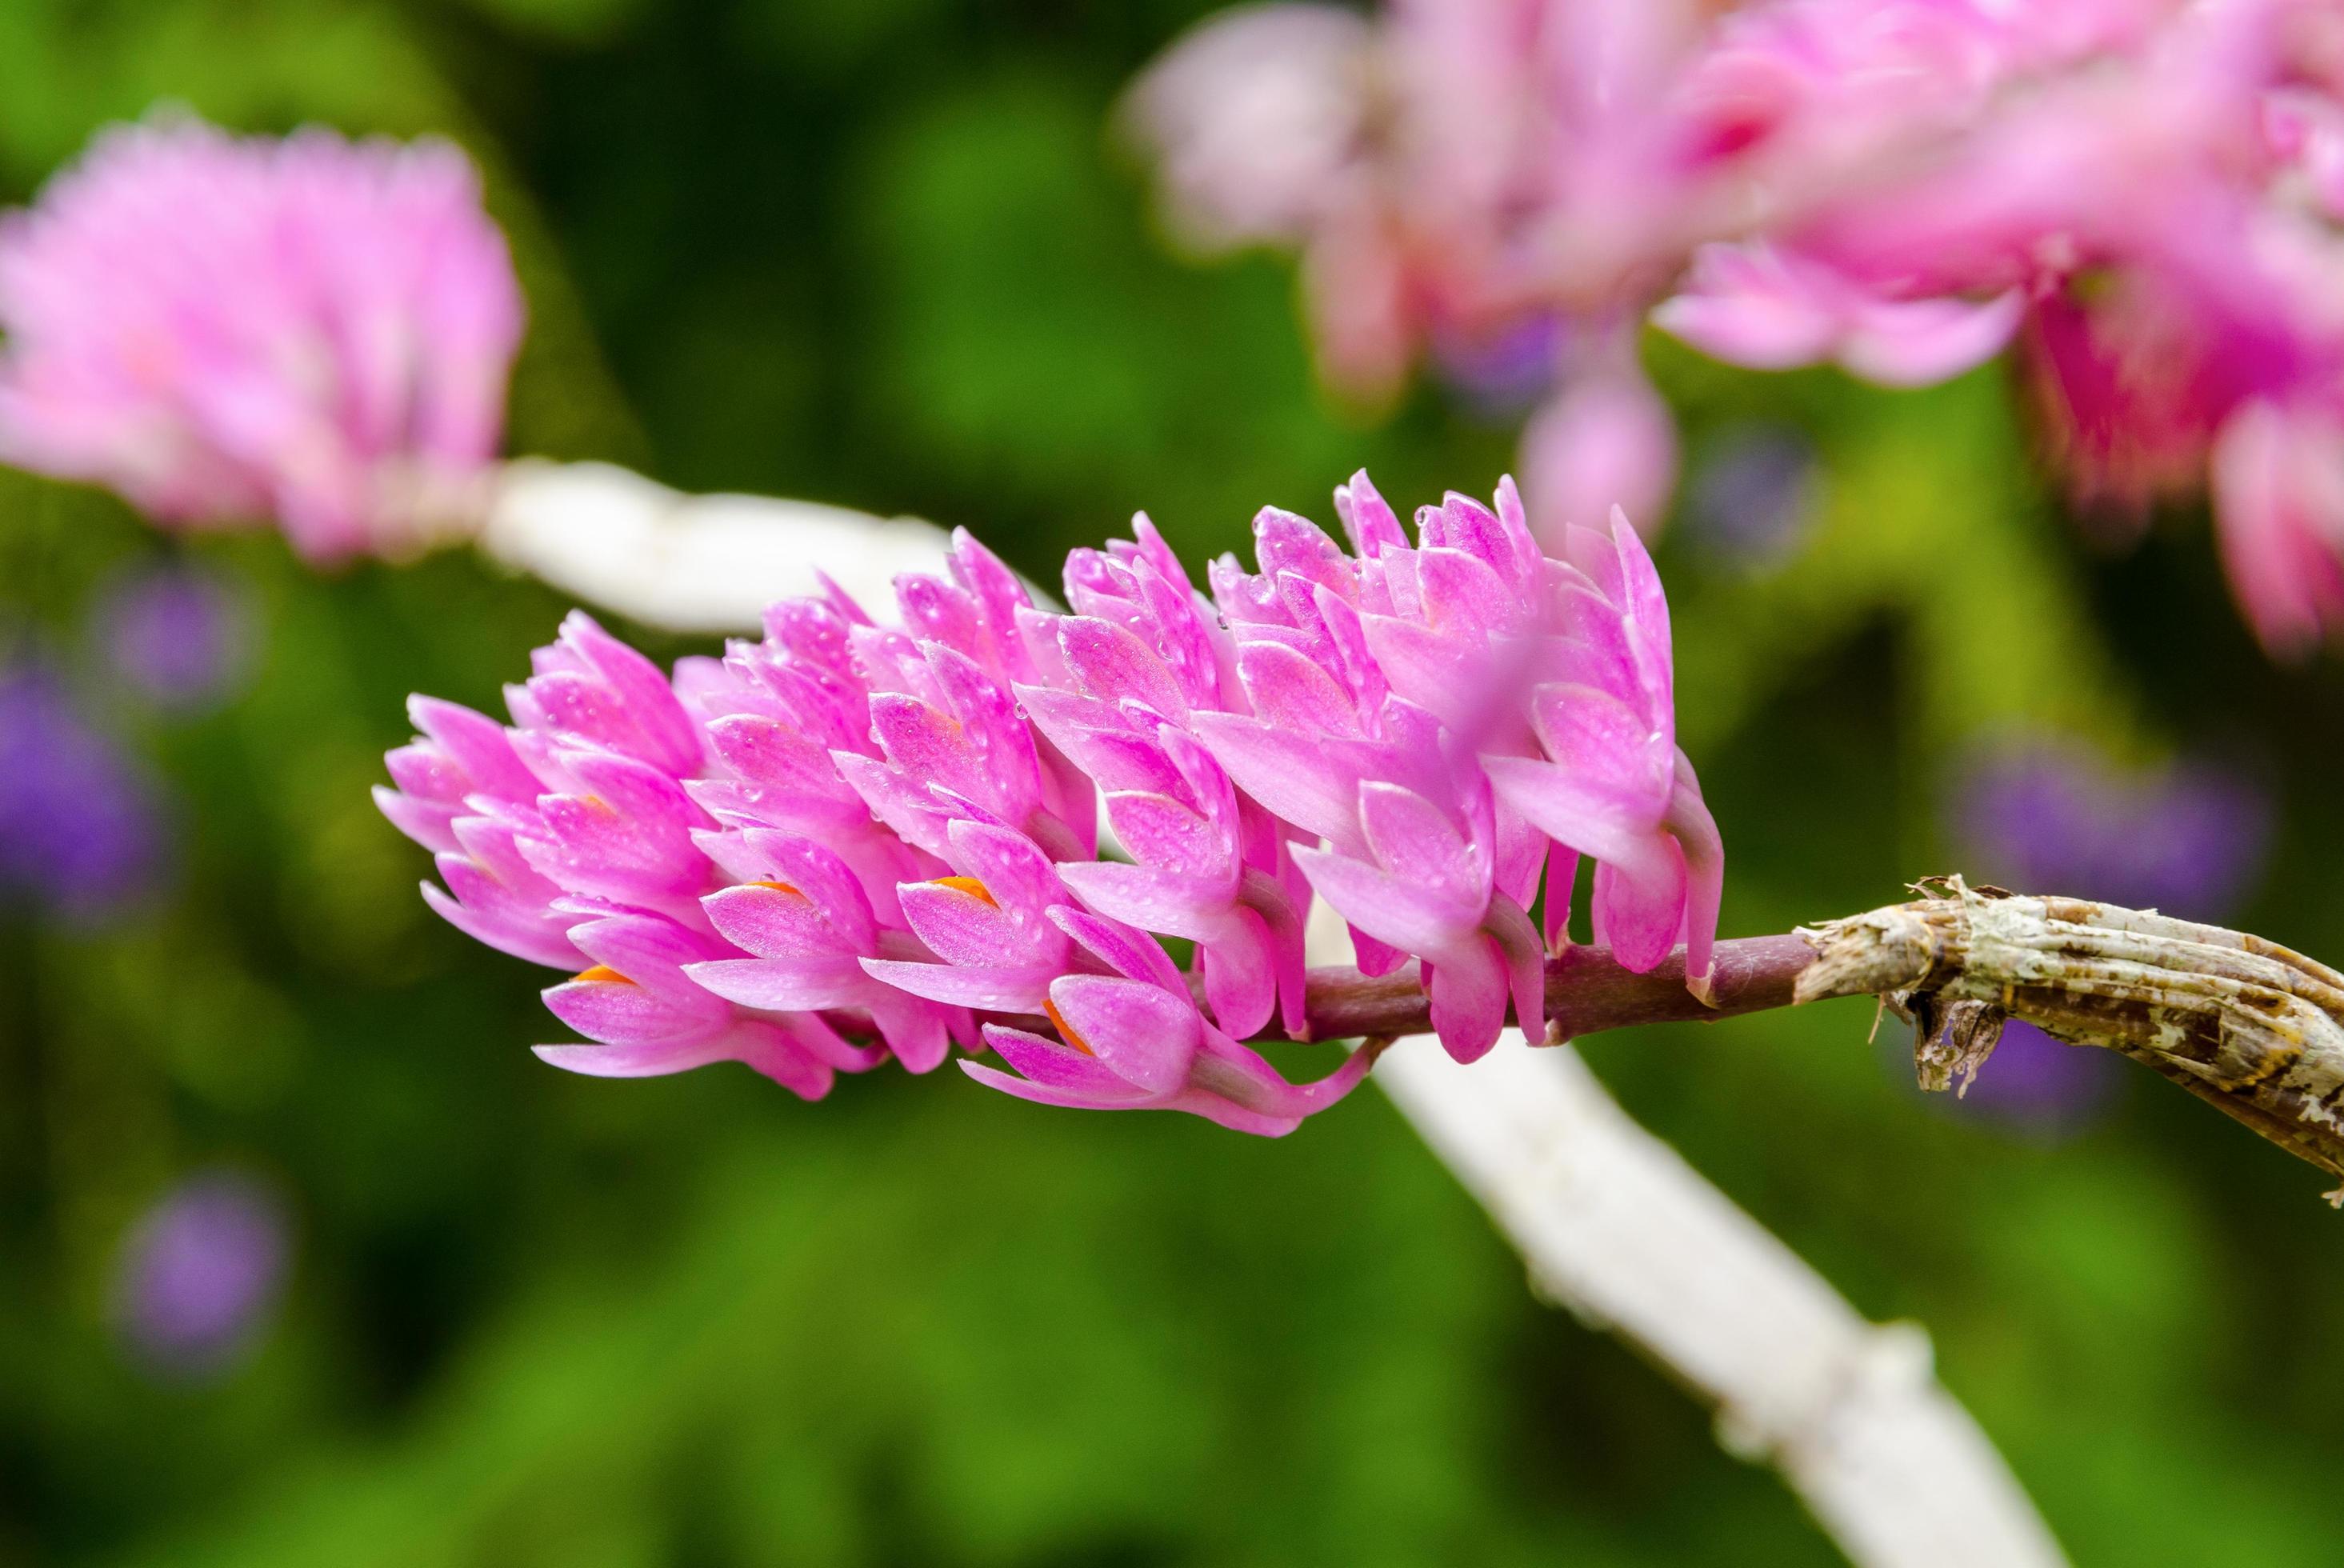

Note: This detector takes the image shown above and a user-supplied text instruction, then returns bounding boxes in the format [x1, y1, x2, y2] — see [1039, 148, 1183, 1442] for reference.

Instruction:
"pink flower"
[380, 604, 974, 1100]
[968, 906, 1378, 1136]
[0, 114, 522, 562]
[1518, 358, 1679, 543]
[1486, 513, 1722, 998]
[1290, 775, 1546, 1064]
[866, 820, 1083, 1012]
[2210, 399, 2344, 658]
[1654, 243, 2024, 388]
[384, 475, 1722, 1131]
[1120, 3, 1377, 253]
[538, 910, 886, 1097]
[1129, 0, 2344, 657]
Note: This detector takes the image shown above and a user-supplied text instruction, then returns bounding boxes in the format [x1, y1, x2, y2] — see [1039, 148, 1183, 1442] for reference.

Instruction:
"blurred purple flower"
[1953, 740, 2272, 922]
[1946, 1020, 2121, 1131]
[1686, 424, 1818, 567]
[1436, 313, 1563, 416]
[1937, 738, 2272, 1127]
[90, 562, 252, 713]
[112, 1170, 290, 1380]
[0, 666, 166, 919]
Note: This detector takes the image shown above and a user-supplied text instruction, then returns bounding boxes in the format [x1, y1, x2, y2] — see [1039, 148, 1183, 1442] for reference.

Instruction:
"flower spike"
[382, 473, 1722, 1130]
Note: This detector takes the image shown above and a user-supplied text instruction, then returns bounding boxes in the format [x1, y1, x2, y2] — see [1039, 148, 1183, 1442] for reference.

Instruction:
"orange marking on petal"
[574, 966, 634, 986]
[750, 880, 804, 898]
[933, 875, 998, 906]
[1042, 998, 1094, 1056]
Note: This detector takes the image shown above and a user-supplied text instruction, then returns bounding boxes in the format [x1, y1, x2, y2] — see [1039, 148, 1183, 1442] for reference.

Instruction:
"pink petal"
[971, 1028, 1153, 1101]
[1527, 682, 1674, 817]
[1841, 290, 2024, 386]
[1541, 840, 1581, 951]
[1424, 937, 1508, 1064]
[898, 878, 1044, 966]
[1666, 755, 1725, 1002]
[1482, 754, 1652, 868]
[2211, 400, 2344, 659]
[534, 1037, 742, 1079]
[1604, 519, 1674, 711]
[686, 956, 870, 1012]
[702, 882, 846, 961]
[872, 994, 957, 1074]
[1234, 639, 1362, 736]
[1048, 906, 1189, 992]
[737, 1019, 855, 1097]
[376, 784, 459, 855]
[1333, 469, 1409, 557]
[1355, 782, 1478, 906]
[1353, 610, 1471, 724]
[559, 610, 704, 776]
[566, 913, 725, 994]
[1292, 842, 1470, 957]
[1190, 712, 1362, 847]
[1416, 546, 1516, 641]
[1652, 246, 1841, 369]
[869, 693, 976, 795]
[1252, 506, 1354, 600]
[1590, 838, 1689, 974]
[421, 872, 580, 970]
[863, 957, 1060, 1011]
[830, 750, 951, 859]
[1047, 974, 1202, 1094]
[1198, 906, 1277, 1039]
[1055, 858, 1227, 942]
[1102, 790, 1227, 879]
[1518, 366, 1678, 543]
[1058, 614, 1190, 719]
[1485, 895, 1546, 1043]
[542, 974, 718, 1047]
[409, 694, 538, 801]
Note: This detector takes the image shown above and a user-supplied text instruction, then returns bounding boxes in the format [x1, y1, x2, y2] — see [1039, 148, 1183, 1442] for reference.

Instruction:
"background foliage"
[5, 2, 2344, 1563]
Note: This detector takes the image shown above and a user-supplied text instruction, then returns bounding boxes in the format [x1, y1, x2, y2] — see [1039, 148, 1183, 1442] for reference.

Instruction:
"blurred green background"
[6, 2, 2344, 1564]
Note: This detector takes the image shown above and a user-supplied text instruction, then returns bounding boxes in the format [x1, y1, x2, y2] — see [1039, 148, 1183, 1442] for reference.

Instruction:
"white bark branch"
[1374, 1040, 2060, 1564]
[480, 456, 2066, 1566]
[1303, 902, 2062, 1566]
[476, 458, 953, 633]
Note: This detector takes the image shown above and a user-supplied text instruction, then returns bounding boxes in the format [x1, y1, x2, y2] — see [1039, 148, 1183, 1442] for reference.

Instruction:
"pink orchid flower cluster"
[378, 476, 1722, 1134]
[1131, 0, 2344, 657]
[0, 115, 523, 563]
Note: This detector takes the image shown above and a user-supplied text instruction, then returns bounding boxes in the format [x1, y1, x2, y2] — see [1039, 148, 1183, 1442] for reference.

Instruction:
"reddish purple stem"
[1274, 934, 1819, 1043]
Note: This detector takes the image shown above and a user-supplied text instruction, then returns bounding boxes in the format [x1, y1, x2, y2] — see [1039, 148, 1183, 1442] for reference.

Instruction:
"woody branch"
[1244, 883, 2344, 1193]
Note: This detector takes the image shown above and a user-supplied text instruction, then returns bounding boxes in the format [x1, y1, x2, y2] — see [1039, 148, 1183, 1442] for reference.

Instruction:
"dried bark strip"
[1797, 878, 2344, 1190]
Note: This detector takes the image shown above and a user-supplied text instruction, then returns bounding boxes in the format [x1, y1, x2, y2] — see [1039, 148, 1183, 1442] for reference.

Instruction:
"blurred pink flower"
[382, 474, 1722, 1130]
[0, 114, 523, 562]
[2211, 399, 2344, 658]
[1130, 0, 2344, 655]
[1121, 3, 1375, 253]
[1654, 244, 2024, 387]
[1518, 358, 1678, 539]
